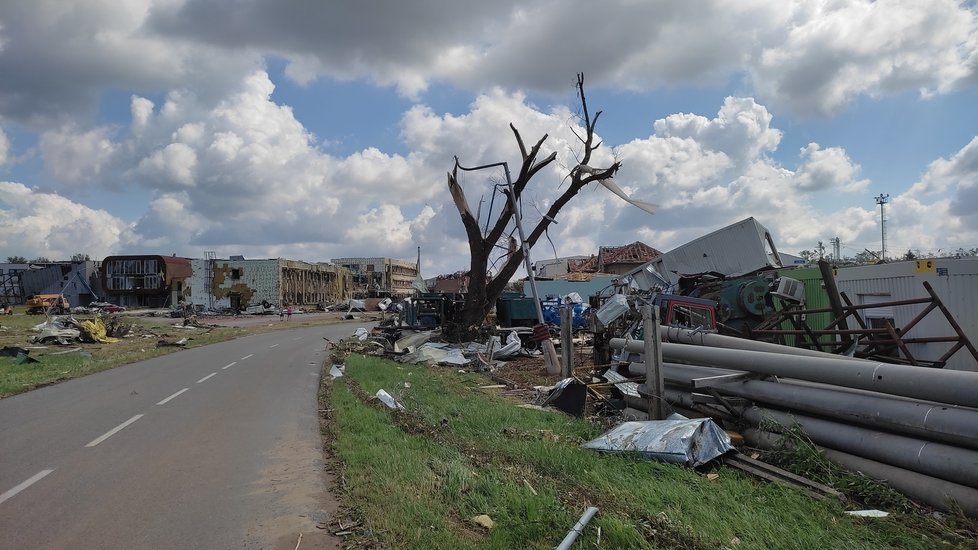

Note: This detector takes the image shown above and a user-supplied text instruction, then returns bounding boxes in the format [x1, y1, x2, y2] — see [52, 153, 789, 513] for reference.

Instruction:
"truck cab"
[654, 294, 717, 331]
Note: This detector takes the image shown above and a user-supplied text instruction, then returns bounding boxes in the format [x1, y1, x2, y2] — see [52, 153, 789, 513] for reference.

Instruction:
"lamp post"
[874, 193, 889, 261]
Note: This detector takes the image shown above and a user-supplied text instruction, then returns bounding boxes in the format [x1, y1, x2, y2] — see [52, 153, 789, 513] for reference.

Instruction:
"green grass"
[325, 354, 974, 549]
[0, 307, 349, 397]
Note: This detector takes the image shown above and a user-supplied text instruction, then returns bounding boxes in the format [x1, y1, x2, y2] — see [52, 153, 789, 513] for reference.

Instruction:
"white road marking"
[269, 343, 280, 348]
[0, 469, 55, 505]
[293, 336, 302, 341]
[157, 388, 189, 405]
[222, 361, 237, 370]
[197, 372, 217, 384]
[85, 415, 143, 447]
[241, 354, 254, 360]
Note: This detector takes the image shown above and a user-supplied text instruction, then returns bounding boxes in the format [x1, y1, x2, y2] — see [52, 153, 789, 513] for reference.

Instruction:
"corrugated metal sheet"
[653, 217, 781, 284]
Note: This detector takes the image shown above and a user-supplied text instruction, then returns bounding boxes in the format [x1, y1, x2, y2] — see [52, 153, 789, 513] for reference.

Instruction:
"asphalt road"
[0, 321, 363, 549]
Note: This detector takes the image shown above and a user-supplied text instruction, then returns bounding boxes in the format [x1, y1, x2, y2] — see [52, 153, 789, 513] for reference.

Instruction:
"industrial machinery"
[25, 294, 70, 315]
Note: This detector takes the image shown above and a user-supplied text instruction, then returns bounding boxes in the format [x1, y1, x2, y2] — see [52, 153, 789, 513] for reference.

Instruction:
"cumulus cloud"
[793, 143, 870, 192]
[652, 97, 782, 166]
[905, 137, 978, 233]
[38, 125, 118, 185]
[0, 0, 261, 126]
[0, 181, 135, 259]
[751, 0, 978, 115]
[2, 0, 975, 127]
[0, 125, 9, 166]
[3, 55, 975, 273]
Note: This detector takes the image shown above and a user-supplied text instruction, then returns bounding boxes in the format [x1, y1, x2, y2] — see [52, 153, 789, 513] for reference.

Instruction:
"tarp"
[79, 318, 119, 343]
[582, 416, 733, 467]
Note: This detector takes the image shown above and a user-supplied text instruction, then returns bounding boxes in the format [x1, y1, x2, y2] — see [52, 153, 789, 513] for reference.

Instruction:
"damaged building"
[1, 260, 103, 307]
[101, 255, 192, 308]
[569, 241, 663, 276]
[330, 257, 418, 298]
[531, 242, 662, 280]
[186, 257, 352, 311]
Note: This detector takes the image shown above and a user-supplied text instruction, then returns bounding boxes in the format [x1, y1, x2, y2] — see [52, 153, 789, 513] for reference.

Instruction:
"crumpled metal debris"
[582, 415, 733, 467]
[395, 343, 469, 366]
[541, 377, 588, 417]
[30, 316, 82, 344]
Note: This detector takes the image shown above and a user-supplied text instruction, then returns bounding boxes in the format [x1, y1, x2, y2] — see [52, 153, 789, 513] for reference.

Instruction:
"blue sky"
[2, 0, 978, 276]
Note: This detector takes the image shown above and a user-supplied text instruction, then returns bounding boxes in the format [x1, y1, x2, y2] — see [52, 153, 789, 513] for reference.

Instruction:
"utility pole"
[817, 240, 825, 260]
[831, 237, 841, 262]
[874, 193, 889, 261]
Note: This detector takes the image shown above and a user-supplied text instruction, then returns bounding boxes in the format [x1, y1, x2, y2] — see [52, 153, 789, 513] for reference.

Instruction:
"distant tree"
[797, 250, 816, 263]
[31, 256, 51, 263]
[71, 253, 91, 262]
[853, 250, 881, 264]
[903, 249, 917, 260]
[6, 255, 28, 263]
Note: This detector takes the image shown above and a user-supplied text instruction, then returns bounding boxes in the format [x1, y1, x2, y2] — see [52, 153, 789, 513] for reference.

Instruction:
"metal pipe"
[729, 379, 978, 450]
[743, 406, 978, 489]
[661, 327, 869, 361]
[555, 506, 599, 550]
[743, 429, 978, 517]
[610, 338, 978, 408]
[624, 361, 978, 450]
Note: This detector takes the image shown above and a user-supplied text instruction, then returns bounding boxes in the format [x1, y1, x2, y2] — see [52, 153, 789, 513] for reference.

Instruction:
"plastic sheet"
[376, 389, 404, 409]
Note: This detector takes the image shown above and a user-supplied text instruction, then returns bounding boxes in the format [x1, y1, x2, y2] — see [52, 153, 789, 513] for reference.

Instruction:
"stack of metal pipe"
[609, 328, 978, 516]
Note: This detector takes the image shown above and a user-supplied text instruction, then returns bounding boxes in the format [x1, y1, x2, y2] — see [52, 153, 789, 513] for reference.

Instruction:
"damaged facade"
[1, 261, 103, 307]
[0, 263, 29, 305]
[186, 258, 352, 310]
[330, 257, 418, 298]
[101, 255, 192, 308]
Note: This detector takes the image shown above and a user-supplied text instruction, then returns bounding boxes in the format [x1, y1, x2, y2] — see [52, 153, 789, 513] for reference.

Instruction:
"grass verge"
[323, 354, 974, 549]
[0, 308, 352, 397]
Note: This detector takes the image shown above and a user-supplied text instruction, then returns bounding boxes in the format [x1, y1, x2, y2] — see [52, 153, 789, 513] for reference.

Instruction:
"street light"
[874, 193, 889, 261]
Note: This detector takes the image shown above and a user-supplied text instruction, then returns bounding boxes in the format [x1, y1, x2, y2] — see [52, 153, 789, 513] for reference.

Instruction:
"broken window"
[231, 268, 242, 279]
[670, 303, 714, 329]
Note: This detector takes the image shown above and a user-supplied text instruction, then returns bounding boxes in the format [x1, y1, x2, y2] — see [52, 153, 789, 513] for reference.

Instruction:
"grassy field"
[0, 306, 353, 397]
[323, 354, 974, 549]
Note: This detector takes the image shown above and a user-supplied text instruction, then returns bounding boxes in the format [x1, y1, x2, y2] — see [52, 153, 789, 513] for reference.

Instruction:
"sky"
[1, 0, 978, 277]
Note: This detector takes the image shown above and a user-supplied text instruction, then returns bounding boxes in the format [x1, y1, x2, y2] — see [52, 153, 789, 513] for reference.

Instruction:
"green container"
[497, 295, 538, 327]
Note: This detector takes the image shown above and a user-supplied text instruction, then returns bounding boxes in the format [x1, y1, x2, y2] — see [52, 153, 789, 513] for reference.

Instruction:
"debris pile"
[607, 330, 978, 516]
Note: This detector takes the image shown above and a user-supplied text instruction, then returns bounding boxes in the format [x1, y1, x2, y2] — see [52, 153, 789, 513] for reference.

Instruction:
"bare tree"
[447, 73, 621, 332]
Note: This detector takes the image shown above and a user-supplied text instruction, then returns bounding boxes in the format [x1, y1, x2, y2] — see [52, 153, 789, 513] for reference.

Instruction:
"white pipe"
[556, 506, 598, 550]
